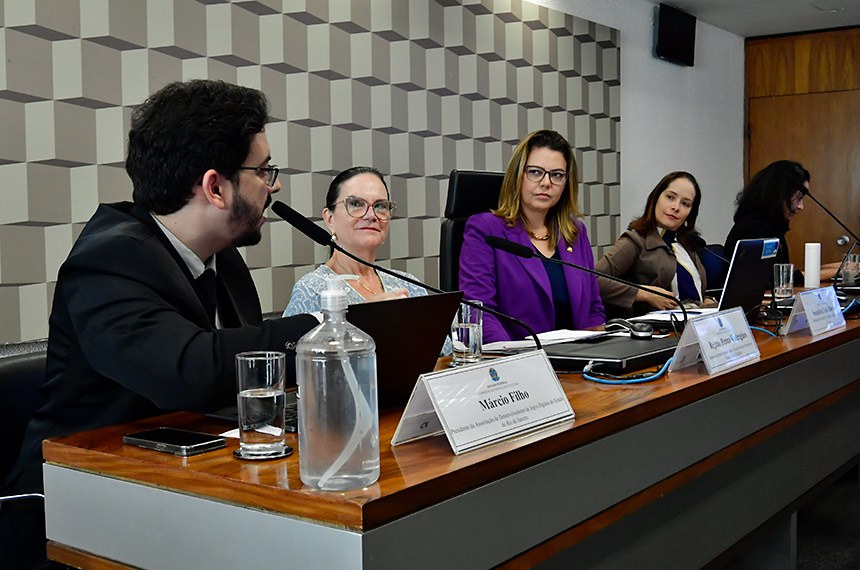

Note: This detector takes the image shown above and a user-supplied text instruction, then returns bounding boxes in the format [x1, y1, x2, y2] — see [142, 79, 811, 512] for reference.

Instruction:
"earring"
[332, 233, 337, 241]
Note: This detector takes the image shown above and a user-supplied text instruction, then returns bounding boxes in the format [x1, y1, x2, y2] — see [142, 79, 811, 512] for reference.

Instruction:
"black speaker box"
[655, 3, 696, 67]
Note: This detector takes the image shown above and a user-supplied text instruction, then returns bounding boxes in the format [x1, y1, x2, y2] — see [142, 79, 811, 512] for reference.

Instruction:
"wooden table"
[43, 321, 860, 569]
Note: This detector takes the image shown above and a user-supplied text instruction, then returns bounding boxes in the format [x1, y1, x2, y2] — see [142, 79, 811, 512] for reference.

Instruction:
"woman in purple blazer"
[459, 130, 605, 342]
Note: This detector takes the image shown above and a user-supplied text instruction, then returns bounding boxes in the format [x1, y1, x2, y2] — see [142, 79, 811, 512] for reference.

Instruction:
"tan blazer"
[595, 229, 707, 310]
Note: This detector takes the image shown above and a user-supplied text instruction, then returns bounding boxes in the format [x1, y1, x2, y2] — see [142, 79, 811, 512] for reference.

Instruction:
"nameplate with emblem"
[779, 286, 845, 337]
[669, 307, 759, 375]
[391, 350, 574, 455]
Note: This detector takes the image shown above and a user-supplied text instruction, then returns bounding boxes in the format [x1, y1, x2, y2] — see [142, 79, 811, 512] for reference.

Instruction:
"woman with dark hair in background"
[596, 171, 716, 318]
[724, 160, 839, 281]
[458, 129, 604, 343]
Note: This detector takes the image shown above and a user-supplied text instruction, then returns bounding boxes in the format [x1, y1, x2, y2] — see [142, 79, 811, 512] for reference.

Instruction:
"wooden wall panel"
[746, 28, 860, 99]
[745, 27, 860, 262]
[748, 90, 860, 264]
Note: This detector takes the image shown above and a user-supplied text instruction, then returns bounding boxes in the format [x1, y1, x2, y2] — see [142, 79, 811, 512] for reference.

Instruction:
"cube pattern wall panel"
[0, 0, 620, 342]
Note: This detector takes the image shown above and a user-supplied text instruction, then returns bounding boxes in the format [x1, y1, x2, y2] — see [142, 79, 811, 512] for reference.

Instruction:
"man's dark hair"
[126, 80, 270, 215]
[734, 160, 810, 233]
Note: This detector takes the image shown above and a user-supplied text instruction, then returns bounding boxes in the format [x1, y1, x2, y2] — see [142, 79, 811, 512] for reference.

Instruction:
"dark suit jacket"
[8, 202, 317, 492]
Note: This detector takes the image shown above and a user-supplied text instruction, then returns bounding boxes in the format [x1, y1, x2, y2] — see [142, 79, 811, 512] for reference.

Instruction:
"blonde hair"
[493, 129, 582, 245]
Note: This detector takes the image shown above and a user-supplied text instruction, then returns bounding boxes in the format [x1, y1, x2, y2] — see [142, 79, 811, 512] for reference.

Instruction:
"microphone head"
[271, 201, 332, 247]
[484, 236, 535, 259]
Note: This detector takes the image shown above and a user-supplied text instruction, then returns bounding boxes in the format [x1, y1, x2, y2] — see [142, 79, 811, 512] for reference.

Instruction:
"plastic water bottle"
[296, 277, 380, 490]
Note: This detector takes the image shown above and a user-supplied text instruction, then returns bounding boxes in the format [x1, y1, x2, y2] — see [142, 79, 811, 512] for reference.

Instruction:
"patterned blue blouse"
[283, 264, 452, 354]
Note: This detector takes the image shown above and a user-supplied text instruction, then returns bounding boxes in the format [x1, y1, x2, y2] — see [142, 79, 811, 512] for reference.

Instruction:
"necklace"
[331, 259, 381, 297]
[526, 228, 551, 241]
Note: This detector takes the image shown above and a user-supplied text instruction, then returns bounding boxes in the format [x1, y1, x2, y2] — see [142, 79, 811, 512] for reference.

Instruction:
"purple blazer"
[459, 213, 605, 342]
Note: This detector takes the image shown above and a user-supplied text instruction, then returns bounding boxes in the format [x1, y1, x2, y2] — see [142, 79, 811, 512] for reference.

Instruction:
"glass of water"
[235, 351, 289, 459]
[843, 253, 860, 286]
[773, 263, 795, 300]
[451, 300, 483, 366]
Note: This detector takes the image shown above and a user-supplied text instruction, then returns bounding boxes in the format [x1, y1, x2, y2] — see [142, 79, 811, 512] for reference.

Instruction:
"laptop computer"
[209, 291, 462, 428]
[346, 290, 462, 410]
[543, 335, 678, 373]
[543, 238, 780, 372]
[717, 238, 781, 317]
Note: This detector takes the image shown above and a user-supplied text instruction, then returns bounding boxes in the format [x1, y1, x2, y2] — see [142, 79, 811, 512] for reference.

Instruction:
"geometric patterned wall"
[0, 0, 620, 342]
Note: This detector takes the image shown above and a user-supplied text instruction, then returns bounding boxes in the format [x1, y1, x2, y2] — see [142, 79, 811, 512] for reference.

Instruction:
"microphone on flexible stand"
[270, 201, 543, 349]
[483, 236, 689, 330]
[687, 235, 731, 265]
[798, 188, 860, 247]
[702, 246, 731, 265]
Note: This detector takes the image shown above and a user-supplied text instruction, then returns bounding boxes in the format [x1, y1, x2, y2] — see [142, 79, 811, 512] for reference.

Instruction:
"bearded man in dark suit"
[1, 79, 318, 568]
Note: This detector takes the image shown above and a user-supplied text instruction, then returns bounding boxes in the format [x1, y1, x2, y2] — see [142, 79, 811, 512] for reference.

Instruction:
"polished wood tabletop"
[42, 318, 860, 535]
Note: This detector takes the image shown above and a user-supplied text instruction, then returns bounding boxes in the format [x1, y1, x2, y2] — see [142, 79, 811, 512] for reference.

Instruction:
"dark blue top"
[538, 247, 574, 330]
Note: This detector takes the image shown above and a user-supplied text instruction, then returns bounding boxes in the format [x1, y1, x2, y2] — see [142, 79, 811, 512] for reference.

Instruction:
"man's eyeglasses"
[330, 196, 397, 220]
[524, 165, 567, 186]
[238, 165, 279, 187]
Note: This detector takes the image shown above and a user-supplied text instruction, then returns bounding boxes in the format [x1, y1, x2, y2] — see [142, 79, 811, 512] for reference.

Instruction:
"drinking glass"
[235, 351, 289, 459]
[451, 301, 483, 365]
[842, 253, 860, 286]
[773, 263, 794, 300]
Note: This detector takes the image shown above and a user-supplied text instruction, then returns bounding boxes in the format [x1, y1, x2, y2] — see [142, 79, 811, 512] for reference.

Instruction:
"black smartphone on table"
[123, 427, 226, 456]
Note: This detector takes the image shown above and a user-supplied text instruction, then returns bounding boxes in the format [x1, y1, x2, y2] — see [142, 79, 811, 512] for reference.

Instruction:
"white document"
[392, 351, 574, 455]
[669, 307, 759, 375]
[779, 286, 845, 337]
[631, 308, 719, 323]
[482, 329, 607, 353]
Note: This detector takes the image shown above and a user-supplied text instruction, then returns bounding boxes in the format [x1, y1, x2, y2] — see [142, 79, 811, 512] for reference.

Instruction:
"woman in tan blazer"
[596, 171, 716, 318]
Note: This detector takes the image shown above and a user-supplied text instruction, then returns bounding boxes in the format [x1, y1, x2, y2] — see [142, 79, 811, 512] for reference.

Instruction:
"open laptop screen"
[717, 238, 780, 317]
[346, 291, 462, 410]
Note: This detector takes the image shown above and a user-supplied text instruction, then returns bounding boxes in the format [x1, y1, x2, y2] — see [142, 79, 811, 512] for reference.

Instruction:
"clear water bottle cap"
[320, 275, 354, 311]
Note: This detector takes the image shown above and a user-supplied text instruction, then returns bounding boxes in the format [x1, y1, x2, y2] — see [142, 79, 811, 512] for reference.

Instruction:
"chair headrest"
[444, 170, 505, 219]
[0, 339, 48, 359]
[0, 351, 46, 383]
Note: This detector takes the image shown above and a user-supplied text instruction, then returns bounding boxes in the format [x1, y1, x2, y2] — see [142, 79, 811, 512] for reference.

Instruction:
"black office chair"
[439, 170, 505, 291]
[701, 243, 728, 292]
[0, 340, 48, 487]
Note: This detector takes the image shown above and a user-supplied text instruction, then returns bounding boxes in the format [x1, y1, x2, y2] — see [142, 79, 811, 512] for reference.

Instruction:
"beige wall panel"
[0, 225, 46, 284]
[0, 1, 619, 341]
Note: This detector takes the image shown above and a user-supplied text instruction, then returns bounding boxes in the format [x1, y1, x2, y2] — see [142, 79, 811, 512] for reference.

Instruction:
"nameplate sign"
[391, 351, 573, 455]
[779, 286, 845, 337]
[669, 307, 759, 375]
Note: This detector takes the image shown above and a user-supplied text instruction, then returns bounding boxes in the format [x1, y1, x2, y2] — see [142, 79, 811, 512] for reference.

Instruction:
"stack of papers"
[629, 308, 718, 323]
[483, 329, 618, 354]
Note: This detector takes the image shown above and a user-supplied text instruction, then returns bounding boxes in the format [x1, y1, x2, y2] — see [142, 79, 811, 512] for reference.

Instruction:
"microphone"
[703, 246, 731, 265]
[484, 236, 689, 328]
[798, 189, 860, 247]
[271, 200, 331, 246]
[687, 234, 731, 265]
[836, 235, 850, 247]
[270, 201, 543, 349]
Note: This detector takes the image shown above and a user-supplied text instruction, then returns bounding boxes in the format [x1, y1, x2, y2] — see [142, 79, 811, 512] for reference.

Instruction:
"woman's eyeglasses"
[524, 165, 567, 186]
[331, 196, 397, 220]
